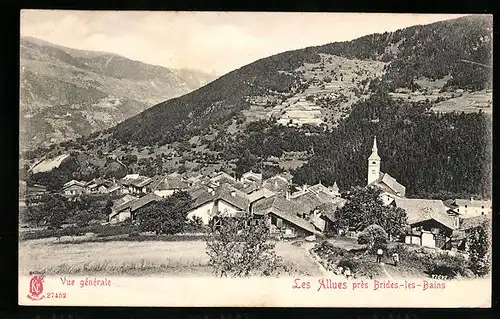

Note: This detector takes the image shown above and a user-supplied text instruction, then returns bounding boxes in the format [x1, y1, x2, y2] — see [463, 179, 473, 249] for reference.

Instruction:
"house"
[240, 170, 263, 184]
[151, 173, 189, 198]
[85, 179, 115, 194]
[84, 180, 101, 194]
[63, 180, 86, 196]
[233, 180, 262, 195]
[393, 198, 456, 249]
[184, 172, 204, 186]
[210, 171, 236, 184]
[317, 198, 347, 235]
[108, 193, 160, 224]
[186, 183, 250, 225]
[366, 137, 406, 205]
[119, 175, 154, 194]
[247, 187, 276, 205]
[20, 182, 49, 201]
[105, 184, 121, 196]
[262, 175, 291, 194]
[451, 198, 491, 218]
[289, 191, 329, 217]
[251, 196, 321, 238]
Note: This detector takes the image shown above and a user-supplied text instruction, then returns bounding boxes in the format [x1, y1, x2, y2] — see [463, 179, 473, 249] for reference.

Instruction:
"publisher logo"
[27, 275, 45, 301]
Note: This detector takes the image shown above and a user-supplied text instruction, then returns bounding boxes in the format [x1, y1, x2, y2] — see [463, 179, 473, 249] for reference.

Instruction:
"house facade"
[251, 196, 320, 238]
[119, 175, 153, 195]
[393, 198, 456, 249]
[186, 183, 250, 225]
[63, 180, 86, 196]
[152, 173, 189, 198]
[452, 198, 491, 218]
[109, 193, 160, 224]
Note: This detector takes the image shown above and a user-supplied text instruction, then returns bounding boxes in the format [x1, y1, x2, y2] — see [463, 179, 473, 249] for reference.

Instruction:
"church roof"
[370, 172, 406, 197]
[368, 152, 381, 161]
[368, 136, 381, 160]
[331, 182, 339, 192]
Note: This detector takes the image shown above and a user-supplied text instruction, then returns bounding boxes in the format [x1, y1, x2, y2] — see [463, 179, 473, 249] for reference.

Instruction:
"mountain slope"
[107, 15, 492, 147]
[19, 36, 217, 150]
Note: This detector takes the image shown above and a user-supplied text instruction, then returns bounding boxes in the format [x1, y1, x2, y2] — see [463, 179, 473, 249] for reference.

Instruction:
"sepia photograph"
[18, 11, 492, 307]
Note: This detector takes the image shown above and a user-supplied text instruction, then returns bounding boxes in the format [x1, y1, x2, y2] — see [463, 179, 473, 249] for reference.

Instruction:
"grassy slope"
[19, 238, 322, 277]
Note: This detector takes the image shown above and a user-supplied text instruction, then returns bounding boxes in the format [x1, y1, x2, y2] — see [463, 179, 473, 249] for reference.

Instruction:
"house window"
[481, 206, 484, 209]
[372, 161, 376, 164]
[213, 218, 222, 230]
[277, 218, 283, 227]
[465, 205, 467, 208]
[372, 170, 376, 174]
[270, 215, 277, 226]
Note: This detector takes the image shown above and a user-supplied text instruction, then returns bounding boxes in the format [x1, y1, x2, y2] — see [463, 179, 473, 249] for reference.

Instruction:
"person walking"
[376, 248, 383, 263]
[392, 252, 399, 266]
[344, 267, 352, 280]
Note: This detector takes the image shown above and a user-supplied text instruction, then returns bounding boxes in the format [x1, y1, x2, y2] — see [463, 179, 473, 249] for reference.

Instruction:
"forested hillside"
[317, 15, 492, 91]
[22, 15, 492, 200]
[105, 15, 491, 147]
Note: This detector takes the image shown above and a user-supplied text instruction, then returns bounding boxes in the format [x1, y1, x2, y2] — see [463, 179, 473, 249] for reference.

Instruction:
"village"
[20, 137, 491, 255]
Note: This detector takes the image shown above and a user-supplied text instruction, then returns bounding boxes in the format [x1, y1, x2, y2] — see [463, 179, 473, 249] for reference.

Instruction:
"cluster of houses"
[20, 137, 491, 252]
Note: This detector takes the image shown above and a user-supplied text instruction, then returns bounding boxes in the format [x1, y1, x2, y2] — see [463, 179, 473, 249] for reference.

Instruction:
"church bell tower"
[367, 136, 381, 185]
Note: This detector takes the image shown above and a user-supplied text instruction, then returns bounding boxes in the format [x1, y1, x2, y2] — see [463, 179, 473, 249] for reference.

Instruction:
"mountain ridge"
[20, 36, 218, 150]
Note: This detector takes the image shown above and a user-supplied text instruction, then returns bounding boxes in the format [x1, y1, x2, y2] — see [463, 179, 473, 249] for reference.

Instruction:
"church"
[366, 136, 406, 205]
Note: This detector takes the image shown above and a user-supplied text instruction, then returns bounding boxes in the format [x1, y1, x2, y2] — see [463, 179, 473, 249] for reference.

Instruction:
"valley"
[20, 37, 217, 150]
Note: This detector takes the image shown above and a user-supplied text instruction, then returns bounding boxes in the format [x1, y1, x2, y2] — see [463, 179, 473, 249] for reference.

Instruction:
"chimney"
[211, 190, 215, 196]
[231, 191, 236, 197]
[285, 191, 290, 200]
[470, 197, 474, 202]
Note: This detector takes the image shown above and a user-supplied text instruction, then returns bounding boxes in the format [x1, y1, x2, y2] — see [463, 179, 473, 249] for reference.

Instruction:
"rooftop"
[394, 198, 454, 230]
[371, 172, 406, 197]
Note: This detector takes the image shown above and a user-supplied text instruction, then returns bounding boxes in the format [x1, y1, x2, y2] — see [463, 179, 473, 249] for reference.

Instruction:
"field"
[431, 90, 492, 114]
[19, 238, 323, 277]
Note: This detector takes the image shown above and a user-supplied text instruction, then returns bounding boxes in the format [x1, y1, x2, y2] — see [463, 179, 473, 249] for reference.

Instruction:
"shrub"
[358, 224, 388, 252]
[386, 243, 471, 278]
[424, 253, 469, 279]
[206, 215, 287, 277]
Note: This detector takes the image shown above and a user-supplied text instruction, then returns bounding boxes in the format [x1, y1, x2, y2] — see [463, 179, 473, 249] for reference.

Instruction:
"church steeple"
[367, 136, 381, 185]
[368, 136, 380, 161]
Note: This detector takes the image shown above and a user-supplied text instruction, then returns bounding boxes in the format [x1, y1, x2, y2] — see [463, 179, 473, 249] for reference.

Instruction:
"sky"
[20, 11, 469, 76]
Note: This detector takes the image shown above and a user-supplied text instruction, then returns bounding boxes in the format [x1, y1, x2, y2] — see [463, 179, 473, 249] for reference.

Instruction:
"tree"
[135, 191, 192, 235]
[205, 214, 288, 277]
[335, 186, 407, 239]
[23, 199, 45, 227]
[467, 220, 491, 276]
[41, 194, 70, 229]
[358, 224, 388, 252]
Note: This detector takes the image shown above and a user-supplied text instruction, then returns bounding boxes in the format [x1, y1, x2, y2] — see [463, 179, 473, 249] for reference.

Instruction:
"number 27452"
[46, 292, 67, 298]
[431, 274, 448, 280]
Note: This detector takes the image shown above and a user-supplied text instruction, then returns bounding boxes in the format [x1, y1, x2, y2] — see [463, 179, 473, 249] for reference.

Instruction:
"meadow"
[19, 238, 323, 277]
